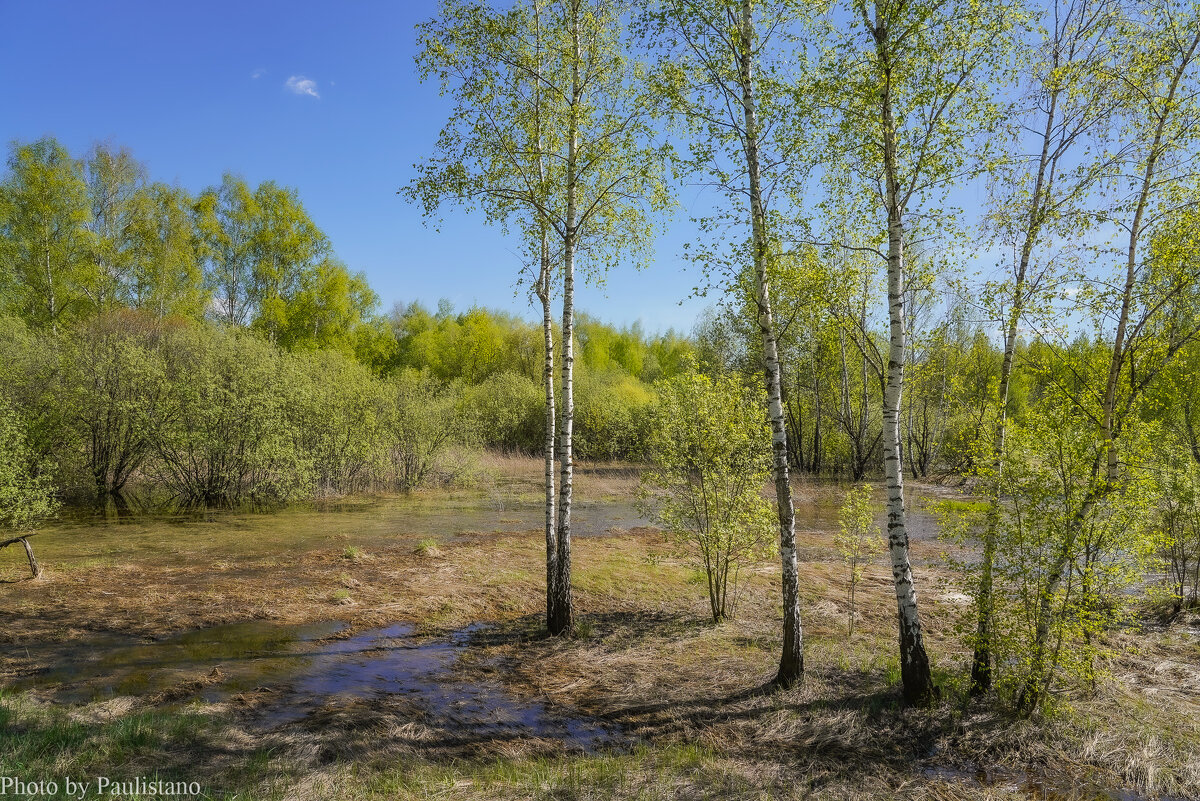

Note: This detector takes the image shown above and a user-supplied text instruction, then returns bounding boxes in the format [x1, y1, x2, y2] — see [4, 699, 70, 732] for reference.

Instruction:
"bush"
[385, 369, 472, 491]
[575, 369, 654, 461]
[0, 399, 58, 532]
[465, 370, 543, 452]
[148, 325, 313, 505]
[637, 369, 775, 622]
[291, 350, 392, 496]
[61, 310, 172, 499]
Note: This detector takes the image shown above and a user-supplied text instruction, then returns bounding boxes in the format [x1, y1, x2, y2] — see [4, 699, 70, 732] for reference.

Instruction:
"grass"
[414, 537, 441, 557]
[0, 693, 268, 800]
[1, 458, 1197, 800]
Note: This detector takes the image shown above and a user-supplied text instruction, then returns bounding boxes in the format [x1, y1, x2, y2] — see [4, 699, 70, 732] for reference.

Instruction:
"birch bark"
[549, 0, 582, 636]
[735, 0, 803, 686]
[872, 13, 936, 704]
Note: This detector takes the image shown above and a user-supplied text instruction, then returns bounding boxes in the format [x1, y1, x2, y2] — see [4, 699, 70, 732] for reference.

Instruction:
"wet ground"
[12, 617, 621, 752]
[19, 465, 1170, 801]
[42, 490, 653, 564]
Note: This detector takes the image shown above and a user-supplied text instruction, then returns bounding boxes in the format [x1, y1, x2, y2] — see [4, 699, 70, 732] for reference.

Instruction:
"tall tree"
[125, 183, 208, 319]
[409, 0, 670, 636]
[645, 0, 818, 686]
[83, 143, 145, 312]
[0, 138, 92, 331]
[970, 0, 1124, 696]
[195, 174, 257, 327]
[825, 0, 1015, 703]
[249, 180, 331, 342]
[1015, 0, 1200, 713]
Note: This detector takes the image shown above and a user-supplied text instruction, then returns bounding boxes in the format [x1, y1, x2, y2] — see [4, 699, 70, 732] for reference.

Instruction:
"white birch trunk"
[538, 231, 557, 630]
[737, 0, 803, 686]
[874, 15, 935, 702]
[549, 0, 581, 636]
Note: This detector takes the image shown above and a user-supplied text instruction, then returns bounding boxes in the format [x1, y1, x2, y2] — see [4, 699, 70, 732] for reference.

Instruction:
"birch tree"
[409, 0, 670, 636]
[645, 0, 818, 687]
[970, 0, 1125, 696]
[83, 143, 146, 313]
[1014, 0, 1200, 713]
[824, 0, 1015, 704]
[0, 138, 92, 332]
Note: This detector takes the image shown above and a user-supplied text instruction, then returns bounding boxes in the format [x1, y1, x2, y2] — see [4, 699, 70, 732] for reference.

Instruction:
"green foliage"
[291, 350, 393, 496]
[387, 369, 472, 492]
[942, 400, 1164, 714]
[62, 311, 172, 498]
[149, 324, 313, 505]
[1, 141, 385, 356]
[465, 371, 544, 452]
[0, 137, 92, 329]
[637, 368, 775, 622]
[574, 370, 653, 461]
[0, 400, 58, 532]
[834, 484, 883, 636]
[388, 301, 695, 457]
[409, 0, 672, 277]
[1158, 454, 1200, 612]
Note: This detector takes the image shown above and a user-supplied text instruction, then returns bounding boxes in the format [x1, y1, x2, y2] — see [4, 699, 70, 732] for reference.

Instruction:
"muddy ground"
[2, 457, 1198, 800]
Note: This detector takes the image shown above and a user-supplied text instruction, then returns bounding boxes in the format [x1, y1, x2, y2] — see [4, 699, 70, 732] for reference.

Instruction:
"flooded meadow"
[2, 459, 1196, 800]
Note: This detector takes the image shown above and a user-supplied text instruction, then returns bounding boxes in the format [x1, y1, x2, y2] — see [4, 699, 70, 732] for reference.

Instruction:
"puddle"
[923, 765, 1187, 801]
[259, 623, 619, 751]
[8, 620, 621, 752]
[12, 620, 346, 702]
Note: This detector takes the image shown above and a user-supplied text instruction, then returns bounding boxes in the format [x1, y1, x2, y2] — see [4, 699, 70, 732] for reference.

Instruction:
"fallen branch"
[1, 532, 42, 577]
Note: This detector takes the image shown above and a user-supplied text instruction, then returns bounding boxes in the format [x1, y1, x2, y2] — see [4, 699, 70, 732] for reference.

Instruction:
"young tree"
[638, 368, 776, 622]
[409, 0, 670, 635]
[835, 483, 883, 636]
[823, 0, 1015, 704]
[990, 400, 1160, 710]
[646, 0, 816, 688]
[970, 0, 1125, 695]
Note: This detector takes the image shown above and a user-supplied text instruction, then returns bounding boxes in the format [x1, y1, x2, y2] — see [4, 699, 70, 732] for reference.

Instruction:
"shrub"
[148, 325, 313, 505]
[465, 370, 543, 452]
[637, 369, 774, 622]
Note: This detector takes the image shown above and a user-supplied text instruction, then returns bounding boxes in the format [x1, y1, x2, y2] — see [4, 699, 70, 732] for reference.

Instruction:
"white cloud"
[251, 68, 266, 79]
[285, 75, 320, 98]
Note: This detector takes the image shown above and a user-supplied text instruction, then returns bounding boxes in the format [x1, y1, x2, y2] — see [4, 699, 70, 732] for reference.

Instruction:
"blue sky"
[0, 0, 709, 333]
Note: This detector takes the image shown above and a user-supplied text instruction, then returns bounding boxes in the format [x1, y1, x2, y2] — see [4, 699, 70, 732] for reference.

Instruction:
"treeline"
[0, 303, 698, 504]
[0, 137, 708, 502]
[0, 138, 392, 363]
[0, 312, 470, 504]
